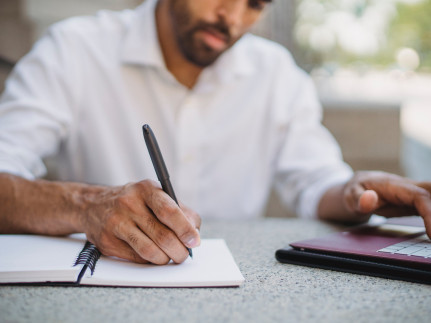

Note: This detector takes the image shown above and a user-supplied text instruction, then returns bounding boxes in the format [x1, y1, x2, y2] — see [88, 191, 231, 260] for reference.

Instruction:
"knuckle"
[104, 213, 123, 233]
[138, 179, 159, 192]
[418, 188, 431, 199]
[135, 180, 148, 192]
[127, 233, 140, 246]
[144, 215, 157, 234]
[121, 182, 134, 193]
[178, 226, 195, 242]
[115, 217, 130, 235]
[172, 249, 189, 264]
[166, 202, 179, 214]
[135, 240, 153, 258]
[115, 193, 138, 212]
[155, 229, 176, 248]
[116, 194, 131, 207]
[159, 203, 179, 220]
[139, 244, 169, 265]
[140, 179, 153, 187]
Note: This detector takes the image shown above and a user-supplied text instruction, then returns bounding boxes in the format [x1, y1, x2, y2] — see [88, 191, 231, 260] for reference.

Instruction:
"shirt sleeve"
[0, 24, 77, 179]
[274, 70, 353, 219]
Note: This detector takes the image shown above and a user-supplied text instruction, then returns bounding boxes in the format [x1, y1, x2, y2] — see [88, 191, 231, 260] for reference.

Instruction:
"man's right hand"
[0, 173, 201, 265]
[83, 179, 201, 264]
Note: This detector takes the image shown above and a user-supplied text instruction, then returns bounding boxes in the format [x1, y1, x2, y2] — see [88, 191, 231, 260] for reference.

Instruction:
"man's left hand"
[344, 171, 431, 237]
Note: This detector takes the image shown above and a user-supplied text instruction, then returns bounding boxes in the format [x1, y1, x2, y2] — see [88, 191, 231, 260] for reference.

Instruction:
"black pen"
[142, 124, 193, 258]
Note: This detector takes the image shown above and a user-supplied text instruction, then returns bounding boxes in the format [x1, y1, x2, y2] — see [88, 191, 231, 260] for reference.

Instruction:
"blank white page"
[0, 234, 83, 283]
[82, 239, 245, 287]
[0, 235, 244, 287]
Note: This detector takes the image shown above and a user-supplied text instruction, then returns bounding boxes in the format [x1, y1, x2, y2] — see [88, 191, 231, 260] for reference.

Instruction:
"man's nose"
[216, 0, 246, 29]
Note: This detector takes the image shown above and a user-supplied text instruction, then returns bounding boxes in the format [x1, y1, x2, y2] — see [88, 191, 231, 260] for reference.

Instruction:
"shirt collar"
[120, 0, 256, 81]
[120, 0, 164, 68]
[210, 34, 256, 82]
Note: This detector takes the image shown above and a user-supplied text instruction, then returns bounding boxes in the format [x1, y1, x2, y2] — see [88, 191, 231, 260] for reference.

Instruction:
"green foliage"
[294, 0, 431, 71]
[387, 0, 431, 71]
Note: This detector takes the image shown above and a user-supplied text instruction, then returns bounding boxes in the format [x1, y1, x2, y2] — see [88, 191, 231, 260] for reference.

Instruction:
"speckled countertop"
[1, 218, 431, 323]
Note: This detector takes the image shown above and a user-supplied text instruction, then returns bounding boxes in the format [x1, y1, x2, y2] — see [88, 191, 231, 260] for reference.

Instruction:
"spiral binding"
[73, 241, 102, 283]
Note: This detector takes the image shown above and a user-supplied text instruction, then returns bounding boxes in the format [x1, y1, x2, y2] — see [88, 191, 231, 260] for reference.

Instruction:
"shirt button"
[183, 97, 193, 106]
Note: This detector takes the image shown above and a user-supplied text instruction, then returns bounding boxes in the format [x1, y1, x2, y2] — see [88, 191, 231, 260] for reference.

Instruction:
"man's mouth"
[197, 27, 229, 51]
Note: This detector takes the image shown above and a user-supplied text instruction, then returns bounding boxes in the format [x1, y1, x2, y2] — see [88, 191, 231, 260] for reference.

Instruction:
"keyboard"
[378, 234, 431, 258]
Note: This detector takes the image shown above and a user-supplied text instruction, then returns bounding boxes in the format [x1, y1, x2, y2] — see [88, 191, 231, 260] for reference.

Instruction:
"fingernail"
[186, 232, 200, 248]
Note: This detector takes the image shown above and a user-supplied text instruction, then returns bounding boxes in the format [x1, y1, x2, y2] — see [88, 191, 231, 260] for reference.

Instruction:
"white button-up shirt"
[0, 0, 352, 219]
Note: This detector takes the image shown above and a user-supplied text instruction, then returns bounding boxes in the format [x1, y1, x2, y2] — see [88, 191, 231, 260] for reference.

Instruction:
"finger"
[365, 180, 425, 206]
[94, 236, 149, 264]
[344, 182, 367, 213]
[373, 205, 418, 218]
[135, 211, 189, 264]
[376, 181, 431, 237]
[417, 182, 431, 194]
[358, 190, 379, 214]
[131, 180, 197, 262]
[179, 202, 202, 230]
[144, 189, 201, 248]
[413, 194, 431, 239]
[115, 220, 170, 265]
[371, 181, 431, 237]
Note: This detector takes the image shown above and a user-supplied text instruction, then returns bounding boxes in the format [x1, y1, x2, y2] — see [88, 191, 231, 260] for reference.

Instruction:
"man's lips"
[197, 28, 229, 51]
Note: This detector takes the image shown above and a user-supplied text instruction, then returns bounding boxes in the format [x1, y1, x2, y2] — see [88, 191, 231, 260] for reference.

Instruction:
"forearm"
[0, 172, 103, 235]
[317, 182, 371, 224]
[0, 172, 202, 264]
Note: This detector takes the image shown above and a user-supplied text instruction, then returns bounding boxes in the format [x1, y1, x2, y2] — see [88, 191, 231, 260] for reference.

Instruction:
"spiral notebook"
[0, 234, 244, 287]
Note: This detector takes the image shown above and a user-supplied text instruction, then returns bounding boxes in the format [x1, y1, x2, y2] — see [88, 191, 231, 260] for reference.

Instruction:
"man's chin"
[183, 49, 223, 68]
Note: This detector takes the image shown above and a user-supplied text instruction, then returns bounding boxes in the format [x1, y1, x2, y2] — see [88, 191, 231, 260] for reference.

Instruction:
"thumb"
[358, 190, 379, 214]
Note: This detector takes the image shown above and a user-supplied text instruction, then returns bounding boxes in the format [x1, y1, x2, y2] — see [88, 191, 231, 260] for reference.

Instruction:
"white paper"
[0, 235, 244, 287]
[83, 239, 244, 287]
[0, 234, 82, 283]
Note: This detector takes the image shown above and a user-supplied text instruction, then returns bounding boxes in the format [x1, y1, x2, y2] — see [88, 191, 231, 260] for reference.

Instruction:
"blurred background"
[1, 0, 430, 215]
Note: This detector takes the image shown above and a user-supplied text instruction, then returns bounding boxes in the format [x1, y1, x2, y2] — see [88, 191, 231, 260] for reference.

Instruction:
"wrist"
[318, 181, 370, 224]
[71, 183, 107, 233]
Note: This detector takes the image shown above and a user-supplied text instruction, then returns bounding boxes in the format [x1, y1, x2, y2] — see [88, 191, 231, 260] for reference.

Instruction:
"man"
[0, 0, 430, 265]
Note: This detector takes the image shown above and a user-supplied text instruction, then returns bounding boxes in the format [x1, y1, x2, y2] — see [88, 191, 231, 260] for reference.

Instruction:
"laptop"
[276, 216, 431, 284]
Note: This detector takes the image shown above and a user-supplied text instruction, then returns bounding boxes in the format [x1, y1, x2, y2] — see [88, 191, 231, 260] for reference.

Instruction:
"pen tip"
[142, 124, 149, 134]
[188, 248, 193, 259]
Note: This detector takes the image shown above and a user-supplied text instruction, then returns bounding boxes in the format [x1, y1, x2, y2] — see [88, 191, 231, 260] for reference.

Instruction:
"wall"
[0, 0, 32, 92]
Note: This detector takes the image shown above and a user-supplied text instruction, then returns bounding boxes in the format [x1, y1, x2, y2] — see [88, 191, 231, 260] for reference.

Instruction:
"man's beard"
[168, 1, 237, 67]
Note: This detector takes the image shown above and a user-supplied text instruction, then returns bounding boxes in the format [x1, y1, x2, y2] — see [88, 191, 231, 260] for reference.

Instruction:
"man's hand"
[320, 171, 431, 238]
[0, 173, 201, 265]
[83, 180, 201, 265]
